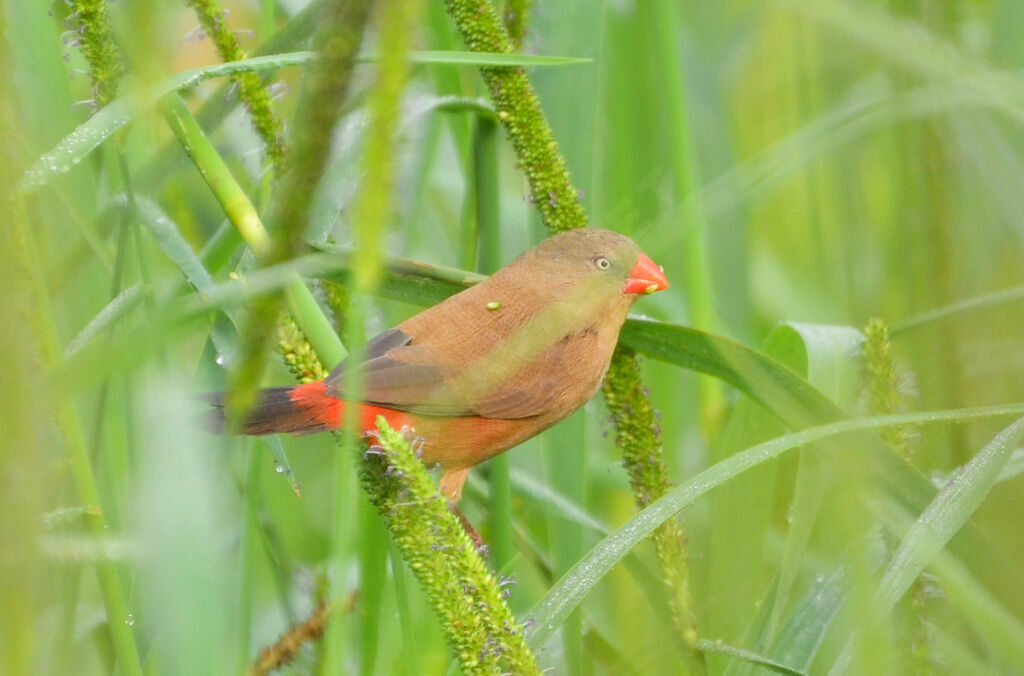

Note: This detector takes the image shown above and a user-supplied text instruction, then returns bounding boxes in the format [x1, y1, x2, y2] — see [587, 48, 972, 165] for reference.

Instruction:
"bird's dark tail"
[206, 382, 341, 435]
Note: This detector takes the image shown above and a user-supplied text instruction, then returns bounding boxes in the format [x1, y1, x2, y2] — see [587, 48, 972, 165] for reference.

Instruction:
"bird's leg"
[439, 467, 488, 558]
[448, 501, 489, 560]
[439, 467, 470, 502]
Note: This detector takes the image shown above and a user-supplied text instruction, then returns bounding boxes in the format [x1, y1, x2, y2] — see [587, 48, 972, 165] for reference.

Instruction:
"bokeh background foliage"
[3, 0, 1024, 673]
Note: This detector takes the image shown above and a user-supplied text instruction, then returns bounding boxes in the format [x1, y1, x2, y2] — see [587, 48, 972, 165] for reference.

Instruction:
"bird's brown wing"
[327, 327, 592, 420]
[325, 328, 464, 414]
[469, 331, 585, 418]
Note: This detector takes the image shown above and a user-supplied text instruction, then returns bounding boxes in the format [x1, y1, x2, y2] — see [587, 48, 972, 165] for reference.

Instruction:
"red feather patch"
[289, 381, 413, 435]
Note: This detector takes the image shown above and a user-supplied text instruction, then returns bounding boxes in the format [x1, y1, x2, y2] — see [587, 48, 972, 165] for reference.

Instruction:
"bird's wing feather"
[328, 326, 589, 420]
[327, 329, 468, 414]
[469, 332, 578, 418]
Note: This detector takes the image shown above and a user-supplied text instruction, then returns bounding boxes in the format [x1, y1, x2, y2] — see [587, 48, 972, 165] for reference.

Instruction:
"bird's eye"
[594, 255, 611, 270]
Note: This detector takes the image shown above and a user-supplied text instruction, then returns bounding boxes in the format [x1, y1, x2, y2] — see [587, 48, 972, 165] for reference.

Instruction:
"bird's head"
[522, 228, 669, 298]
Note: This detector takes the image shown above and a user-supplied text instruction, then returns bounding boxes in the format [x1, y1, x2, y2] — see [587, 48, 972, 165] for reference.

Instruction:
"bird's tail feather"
[206, 382, 340, 435]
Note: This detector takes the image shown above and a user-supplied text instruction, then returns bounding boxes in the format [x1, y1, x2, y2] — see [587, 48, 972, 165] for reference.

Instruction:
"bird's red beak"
[624, 252, 669, 295]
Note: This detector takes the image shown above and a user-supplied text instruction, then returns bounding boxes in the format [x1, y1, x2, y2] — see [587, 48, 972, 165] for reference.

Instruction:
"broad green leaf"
[756, 324, 862, 655]
[765, 323, 863, 406]
[618, 319, 846, 427]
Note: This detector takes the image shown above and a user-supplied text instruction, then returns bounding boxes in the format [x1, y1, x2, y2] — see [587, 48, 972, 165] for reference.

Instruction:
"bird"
[211, 228, 668, 501]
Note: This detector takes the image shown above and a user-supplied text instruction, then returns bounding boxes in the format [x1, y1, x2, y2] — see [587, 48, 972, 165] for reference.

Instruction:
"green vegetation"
[3, 1, 1024, 674]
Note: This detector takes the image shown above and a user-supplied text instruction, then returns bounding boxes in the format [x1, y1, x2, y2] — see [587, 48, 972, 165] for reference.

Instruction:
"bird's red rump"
[289, 381, 413, 435]
[289, 381, 340, 427]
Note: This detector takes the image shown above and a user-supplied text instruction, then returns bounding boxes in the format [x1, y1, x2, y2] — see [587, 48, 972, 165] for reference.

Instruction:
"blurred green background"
[3, 0, 1024, 673]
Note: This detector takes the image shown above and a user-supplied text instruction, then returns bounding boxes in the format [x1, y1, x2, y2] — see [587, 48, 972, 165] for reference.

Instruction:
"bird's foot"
[448, 502, 489, 560]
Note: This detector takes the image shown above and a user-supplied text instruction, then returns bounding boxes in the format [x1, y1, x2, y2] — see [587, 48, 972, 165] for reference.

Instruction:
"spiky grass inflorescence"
[277, 316, 328, 383]
[862, 318, 914, 459]
[320, 279, 351, 338]
[361, 419, 541, 675]
[863, 318, 930, 673]
[185, 0, 287, 169]
[444, 0, 586, 234]
[603, 348, 702, 671]
[247, 598, 353, 676]
[66, 0, 125, 107]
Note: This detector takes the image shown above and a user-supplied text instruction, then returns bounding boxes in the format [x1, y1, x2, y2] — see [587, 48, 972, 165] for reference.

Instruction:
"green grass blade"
[696, 639, 807, 676]
[134, 196, 215, 291]
[406, 49, 590, 66]
[19, 49, 584, 194]
[63, 283, 146, 358]
[892, 283, 1024, 335]
[830, 416, 1024, 673]
[525, 404, 1024, 650]
[132, 190, 300, 488]
[754, 564, 850, 674]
